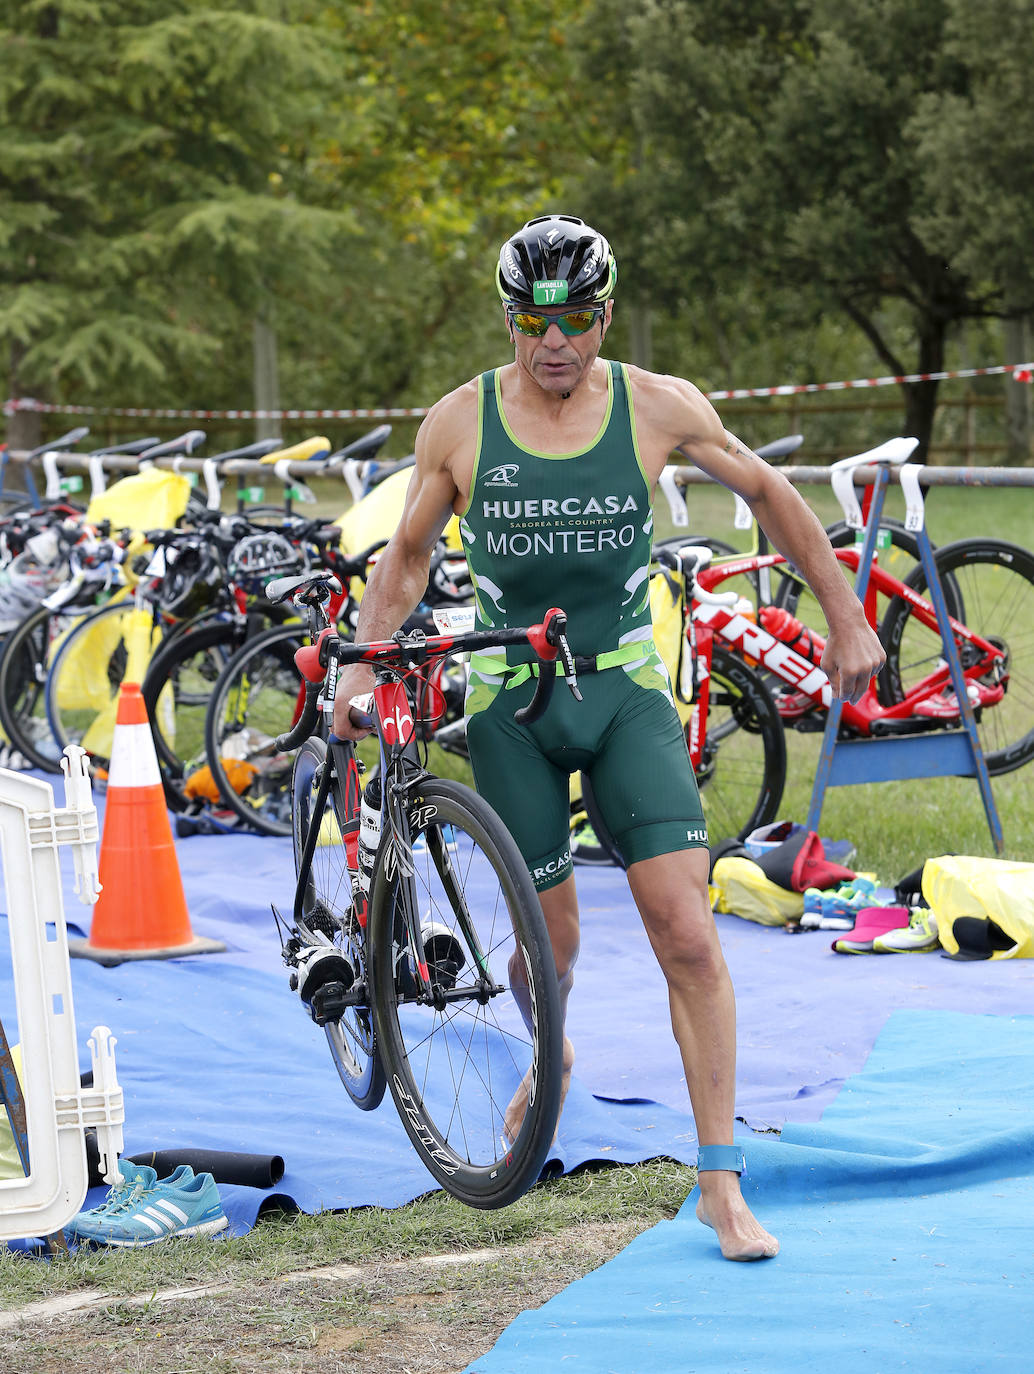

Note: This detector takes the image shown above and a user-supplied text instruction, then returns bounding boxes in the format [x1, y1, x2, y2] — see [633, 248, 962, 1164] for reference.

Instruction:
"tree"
[909, 0, 1034, 461]
[304, 0, 595, 409]
[570, 0, 1029, 457]
[0, 1, 360, 446]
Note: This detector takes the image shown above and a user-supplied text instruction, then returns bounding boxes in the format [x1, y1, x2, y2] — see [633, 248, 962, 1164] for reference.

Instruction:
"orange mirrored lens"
[509, 308, 601, 336]
[511, 311, 550, 336]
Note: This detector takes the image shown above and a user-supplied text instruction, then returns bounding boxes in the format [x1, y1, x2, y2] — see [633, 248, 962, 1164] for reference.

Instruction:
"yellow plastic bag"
[649, 569, 690, 726]
[0, 1043, 25, 1180]
[85, 468, 192, 532]
[923, 855, 1034, 959]
[55, 606, 163, 758]
[335, 466, 463, 591]
[710, 855, 804, 926]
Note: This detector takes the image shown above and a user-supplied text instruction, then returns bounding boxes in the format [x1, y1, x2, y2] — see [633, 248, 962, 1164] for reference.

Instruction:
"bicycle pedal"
[294, 945, 356, 1025]
[791, 714, 827, 733]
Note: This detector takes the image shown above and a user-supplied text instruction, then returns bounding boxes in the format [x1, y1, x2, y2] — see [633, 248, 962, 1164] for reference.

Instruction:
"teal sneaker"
[70, 1168, 227, 1248]
[873, 907, 940, 953]
[65, 1160, 190, 1240]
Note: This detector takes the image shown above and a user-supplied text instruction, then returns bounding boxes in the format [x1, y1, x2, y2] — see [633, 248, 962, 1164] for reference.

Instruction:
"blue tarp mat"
[465, 1010, 1034, 1373]
[2, 776, 1032, 1239]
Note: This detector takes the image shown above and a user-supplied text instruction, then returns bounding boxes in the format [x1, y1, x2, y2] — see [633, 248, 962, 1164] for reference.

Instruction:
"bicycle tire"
[204, 623, 305, 836]
[292, 736, 386, 1110]
[876, 537, 1034, 775]
[579, 644, 786, 865]
[45, 598, 165, 769]
[370, 777, 563, 1209]
[0, 603, 95, 771]
[140, 619, 241, 808]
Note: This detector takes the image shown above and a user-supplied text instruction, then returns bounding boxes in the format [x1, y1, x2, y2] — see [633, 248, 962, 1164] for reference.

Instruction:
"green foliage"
[909, 0, 1034, 307]
[1, 0, 1028, 452]
[0, 1, 358, 405]
[569, 0, 1028, 455]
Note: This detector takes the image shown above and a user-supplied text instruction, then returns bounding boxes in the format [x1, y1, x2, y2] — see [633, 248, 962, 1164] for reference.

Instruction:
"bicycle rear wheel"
[370, 777, 563, 1209]
[580, 644, 785, 865]
[45, 599, 164, 768]
[292, 737, 385, 1110]
[0, 603, 92, 771]
[877, 538, 1034, 775]
[205, 623, 305, 836]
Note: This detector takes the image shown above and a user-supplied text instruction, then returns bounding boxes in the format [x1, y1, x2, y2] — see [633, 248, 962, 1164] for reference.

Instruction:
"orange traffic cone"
[69, 682, 226, 966]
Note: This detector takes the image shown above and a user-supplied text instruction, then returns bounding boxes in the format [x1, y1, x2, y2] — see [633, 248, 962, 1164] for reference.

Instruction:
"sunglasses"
[507, 305, 606, 337]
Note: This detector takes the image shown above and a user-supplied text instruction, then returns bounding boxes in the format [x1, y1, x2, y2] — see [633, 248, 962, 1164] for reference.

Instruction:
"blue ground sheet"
[466, 1009, 1034, 1374]
[2, 780, 1032, 1263]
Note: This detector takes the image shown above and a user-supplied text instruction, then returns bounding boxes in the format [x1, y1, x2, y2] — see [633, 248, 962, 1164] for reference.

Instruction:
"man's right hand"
[332, 665, 377, 739]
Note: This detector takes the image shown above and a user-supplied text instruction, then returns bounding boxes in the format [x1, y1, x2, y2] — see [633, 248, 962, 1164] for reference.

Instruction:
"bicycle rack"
[805, 448, 1004, 853]
[0, 747, 124, 1250]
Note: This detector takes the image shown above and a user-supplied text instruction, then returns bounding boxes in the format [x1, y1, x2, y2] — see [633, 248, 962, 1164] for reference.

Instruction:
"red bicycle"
[270, 569, 579, 1208]
[583, 482, 1034, 860]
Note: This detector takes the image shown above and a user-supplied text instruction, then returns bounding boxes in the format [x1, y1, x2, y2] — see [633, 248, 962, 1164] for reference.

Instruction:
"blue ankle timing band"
[696, 1145, 745, 1175]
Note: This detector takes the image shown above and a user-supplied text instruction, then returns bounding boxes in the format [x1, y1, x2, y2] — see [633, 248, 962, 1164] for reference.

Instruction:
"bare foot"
[695, 1174, 779, 1261]
[503, 1036, 575, 1147]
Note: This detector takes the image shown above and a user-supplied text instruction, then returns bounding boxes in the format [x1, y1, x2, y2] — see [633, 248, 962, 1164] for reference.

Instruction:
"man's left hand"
[819, 618, 886, 704]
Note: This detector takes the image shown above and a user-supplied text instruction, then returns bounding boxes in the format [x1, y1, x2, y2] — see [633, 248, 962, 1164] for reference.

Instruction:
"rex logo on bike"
[697, 602, 834, 705]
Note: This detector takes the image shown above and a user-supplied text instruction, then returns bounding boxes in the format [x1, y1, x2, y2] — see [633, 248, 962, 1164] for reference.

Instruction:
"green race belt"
[469, 638, 657, 691]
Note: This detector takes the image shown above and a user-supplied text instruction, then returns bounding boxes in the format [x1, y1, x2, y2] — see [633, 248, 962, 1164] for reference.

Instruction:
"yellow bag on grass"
[923, 855, 1034, 960]
[709, 855, 805, 927]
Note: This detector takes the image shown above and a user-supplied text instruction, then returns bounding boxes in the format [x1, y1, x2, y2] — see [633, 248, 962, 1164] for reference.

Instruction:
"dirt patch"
[0, 1221, 644, 1373]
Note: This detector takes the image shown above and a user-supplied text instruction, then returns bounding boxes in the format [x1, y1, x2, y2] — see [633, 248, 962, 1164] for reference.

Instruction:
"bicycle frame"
[692, 547, 1006, 738]
[281, 596, 575, 1001]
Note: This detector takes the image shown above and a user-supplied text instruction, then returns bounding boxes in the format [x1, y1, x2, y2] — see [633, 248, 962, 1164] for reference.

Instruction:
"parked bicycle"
[583, 445, 1034, 863]
[268, 567, 580, 1208]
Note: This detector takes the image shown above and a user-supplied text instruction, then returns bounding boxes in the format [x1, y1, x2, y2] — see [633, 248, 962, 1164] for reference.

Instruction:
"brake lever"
[555, 630, 582, 702]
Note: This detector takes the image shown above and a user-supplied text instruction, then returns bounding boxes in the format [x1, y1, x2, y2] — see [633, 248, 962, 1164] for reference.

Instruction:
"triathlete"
[334, 214, 885, 1260]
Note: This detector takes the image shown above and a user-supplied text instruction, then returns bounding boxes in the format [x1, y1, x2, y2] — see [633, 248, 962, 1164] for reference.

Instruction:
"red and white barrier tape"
[4, 363, 1032, 421]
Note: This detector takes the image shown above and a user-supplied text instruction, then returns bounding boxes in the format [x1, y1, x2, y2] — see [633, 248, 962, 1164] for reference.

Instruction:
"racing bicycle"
[268, 569, 580, 1208]
[583, 513, 1034, 864]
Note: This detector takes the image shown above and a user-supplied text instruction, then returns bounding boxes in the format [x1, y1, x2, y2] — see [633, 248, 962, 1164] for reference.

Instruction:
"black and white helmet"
[496, 215, 617, 308]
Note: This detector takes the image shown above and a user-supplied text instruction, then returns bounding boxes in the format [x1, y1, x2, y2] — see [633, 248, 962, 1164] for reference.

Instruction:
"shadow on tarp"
[0, 938, 702, 1250]
[464, 1010, 1034, 1374]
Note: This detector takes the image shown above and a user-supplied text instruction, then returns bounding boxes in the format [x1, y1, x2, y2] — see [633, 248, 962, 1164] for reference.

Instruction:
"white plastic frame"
[0, 747, 123, 1242]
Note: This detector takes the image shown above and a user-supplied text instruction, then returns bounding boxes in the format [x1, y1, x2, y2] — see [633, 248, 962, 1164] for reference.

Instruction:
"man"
[334, 214, 885, 1261]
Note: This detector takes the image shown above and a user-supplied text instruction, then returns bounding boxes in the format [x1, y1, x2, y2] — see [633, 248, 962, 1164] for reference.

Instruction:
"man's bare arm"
[666, 387, 886, 703]
[332, 398, 468, 737]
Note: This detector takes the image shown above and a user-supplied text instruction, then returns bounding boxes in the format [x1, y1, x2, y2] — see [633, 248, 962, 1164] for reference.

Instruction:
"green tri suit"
[459, 360, 706, 891]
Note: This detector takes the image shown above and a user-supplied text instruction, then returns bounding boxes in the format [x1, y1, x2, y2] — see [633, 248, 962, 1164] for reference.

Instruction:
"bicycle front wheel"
[700, 645, 786, 839]
[205, 623, 305, 836]
[775, 519, 962, 632]
[141, 618, 238, 810]
[370, 777, 563, 1209]
[877, 538, 1034, 775]
[0, 603, 91, 772]
[292, 737, 385, 1111]
[46, 599, 164, 768]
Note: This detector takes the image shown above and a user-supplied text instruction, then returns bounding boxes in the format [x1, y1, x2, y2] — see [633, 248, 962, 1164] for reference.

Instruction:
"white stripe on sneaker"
[134, 1212, 167, 1235]
[154, 1199, 190, 1224]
